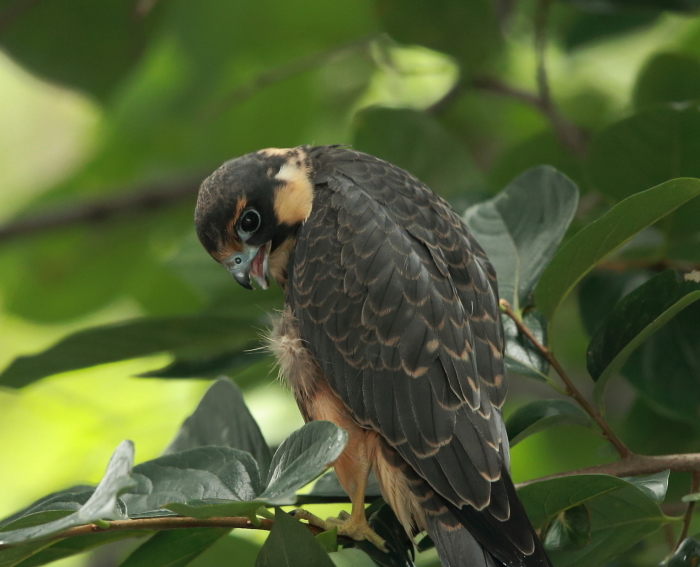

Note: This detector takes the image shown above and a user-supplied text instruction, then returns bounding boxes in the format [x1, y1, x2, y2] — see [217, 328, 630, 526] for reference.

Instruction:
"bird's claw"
[292, 508, 388, 552]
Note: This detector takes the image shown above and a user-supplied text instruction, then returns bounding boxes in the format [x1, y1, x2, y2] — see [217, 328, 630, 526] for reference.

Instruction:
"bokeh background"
[2, 0, 700, 565]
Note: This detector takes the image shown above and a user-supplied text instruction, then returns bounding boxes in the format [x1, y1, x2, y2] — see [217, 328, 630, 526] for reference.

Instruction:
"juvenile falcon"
[194, 146, 552, 567]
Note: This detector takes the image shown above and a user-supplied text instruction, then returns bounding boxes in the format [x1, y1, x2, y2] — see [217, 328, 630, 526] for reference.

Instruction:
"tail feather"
[425, 514, 498, 567]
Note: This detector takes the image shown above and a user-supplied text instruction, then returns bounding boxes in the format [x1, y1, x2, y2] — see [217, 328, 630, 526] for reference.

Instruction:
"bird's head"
[194, 147, 314, 290]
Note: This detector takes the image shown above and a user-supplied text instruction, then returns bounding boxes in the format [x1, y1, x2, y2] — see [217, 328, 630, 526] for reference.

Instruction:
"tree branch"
[0, 177, 202, 245]
[0, 514, 323, 552]
[500, 299, 632, 459]
[515, 453, 700, 489]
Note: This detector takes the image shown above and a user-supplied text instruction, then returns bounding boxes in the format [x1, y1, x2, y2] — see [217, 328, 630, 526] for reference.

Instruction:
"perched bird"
[194, 146, 552, 567]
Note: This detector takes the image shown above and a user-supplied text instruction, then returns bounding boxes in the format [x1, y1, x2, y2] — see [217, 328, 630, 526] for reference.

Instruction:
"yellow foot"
[292, 509, 388, 552]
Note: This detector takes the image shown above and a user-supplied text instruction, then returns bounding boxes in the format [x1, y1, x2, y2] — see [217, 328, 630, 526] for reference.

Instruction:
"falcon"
[194, 146, 552, 567]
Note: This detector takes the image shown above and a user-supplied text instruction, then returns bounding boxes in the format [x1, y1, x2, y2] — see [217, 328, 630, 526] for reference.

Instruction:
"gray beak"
[222, 242, 271, 290]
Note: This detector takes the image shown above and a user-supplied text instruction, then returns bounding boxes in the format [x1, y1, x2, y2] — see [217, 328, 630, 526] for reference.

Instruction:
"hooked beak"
[222, 241, 271, 290]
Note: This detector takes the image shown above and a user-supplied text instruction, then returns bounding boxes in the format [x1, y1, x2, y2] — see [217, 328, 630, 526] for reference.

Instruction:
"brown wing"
[288, 147, 535, 560]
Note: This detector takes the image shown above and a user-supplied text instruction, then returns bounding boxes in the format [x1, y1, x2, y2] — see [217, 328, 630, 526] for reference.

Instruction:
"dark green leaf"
[535, 178, 700, 319]
[564, 12, 660, 51]
[124, 446, 261, 518]
[0, 487, 94, 529]
[625, 471, 670, 504]
[633, 53, 700, 108]
[502, 310, 550, 381]
[299, 471, 382, 505]
[0, 542, 56, 567]
[665, 537, 700, 566]
[506, 400, 592, 446]
[543, 505, 590, 552]
[254, 508, 334, 567]
[375, 0, 502, 70]
[463, 166, 579, 312]
[261, 421, 348, 504]
[589, 270, 700, 403]
[164, 378, 272, 478]
[119, 528, 230, 567]
[520, 473, 669, 567]
[0, 0, 162, 100]
[138, 347, 265, 379]
[0, 441, 134, 545]
[352, 107, 482, 200]
[0, 314, 254, 388]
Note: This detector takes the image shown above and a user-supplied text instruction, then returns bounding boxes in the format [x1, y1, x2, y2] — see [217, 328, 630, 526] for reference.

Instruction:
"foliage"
[2, 0, 700, 566]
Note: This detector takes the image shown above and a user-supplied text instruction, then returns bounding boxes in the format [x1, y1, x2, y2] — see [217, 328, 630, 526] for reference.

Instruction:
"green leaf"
[665, 537, 700, 566]
[563, 12, 660, 51]
[625, 470, 670, 504]
[542, 505, 590, 552]
[315, 528, 338, 554]
[0, 487, 95, 529]
[0, 441, 134, 545]
[119, 528, 231, 567]
[0, 542, 56, 567]
[164, 422, 348, 518]
[519, 473, 669, 567]
[589, 270, 700, 404]
[165, 378, 272, 478]
[633, 53, 700, 108]
[0, 314, 255, 388]
[188, 535, 261, 567]
[502, 310, 550, 381]
[137, 348, 265, 379]
[534, 178, 700, 319]
[506, 400, 592, 446]
[254, 508, 335, 567]
[329, 549, 377, 567]
[261, 421, 348, 504]
[15, 531, 150, 567]
[124, 446, 262, 518]
[375, 0, 502, 70]
[299, 471, 382, 505]
[352, 107, 482, 200]
[463, 166, 579, 312]
[0, 0, 163, 100]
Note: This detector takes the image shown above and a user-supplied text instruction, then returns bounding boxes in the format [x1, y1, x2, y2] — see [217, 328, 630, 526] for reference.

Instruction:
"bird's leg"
[294, 429, 387, 551]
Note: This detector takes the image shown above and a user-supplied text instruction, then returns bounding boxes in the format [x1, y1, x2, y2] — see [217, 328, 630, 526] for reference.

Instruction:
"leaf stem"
[499, 299, 632, 459]
[676, 471, 700, 549]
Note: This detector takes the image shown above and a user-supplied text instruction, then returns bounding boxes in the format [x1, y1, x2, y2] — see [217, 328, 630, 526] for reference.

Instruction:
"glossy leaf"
[589, 270, 700, 403]
[633, 53, 700, 108]
[506, 400, 592, 446]
[188, 535, 261, 567]
[124, 447, 262, 518]
[315, 528, 338, 554]
[299, 471, 382, 505]
[376, 0, 502, 70]
[542, 505, 590, 552]
[329, 549, 377, 567]
[463, 166, 579, 312]
[352, 107, 482, 200]
[254, 508, 334, 567]
[520, 473, 669, 566]
[164, 378, 272, 478]
[666, 537, 700, 566]
[119, 528, 231, 567]
[502, 310, 550, 381]
[0, 314, 254, 388]
[0, 441, 134, 545]
[535, 178, 700, 319]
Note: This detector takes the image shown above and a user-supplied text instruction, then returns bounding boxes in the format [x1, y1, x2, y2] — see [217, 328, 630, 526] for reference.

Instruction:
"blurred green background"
[2, 0, 700, 565]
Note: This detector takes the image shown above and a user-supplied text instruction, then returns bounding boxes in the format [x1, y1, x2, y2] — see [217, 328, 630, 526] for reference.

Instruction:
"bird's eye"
[239, 209, 261, 234]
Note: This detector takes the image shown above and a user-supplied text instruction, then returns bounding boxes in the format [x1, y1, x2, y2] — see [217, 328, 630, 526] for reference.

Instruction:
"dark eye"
[239, 209, 261, 234]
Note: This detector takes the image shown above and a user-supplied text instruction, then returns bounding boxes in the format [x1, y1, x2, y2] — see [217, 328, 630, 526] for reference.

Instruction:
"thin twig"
[676, 471, 700, 549]
[201, 35, 376, 121]
[0, 177, 202, 245]
[500, 299, 632, 459]
[0, 514, 322, 551]
[515, 453, 700, 489]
